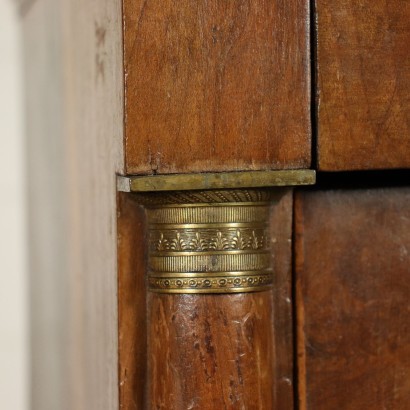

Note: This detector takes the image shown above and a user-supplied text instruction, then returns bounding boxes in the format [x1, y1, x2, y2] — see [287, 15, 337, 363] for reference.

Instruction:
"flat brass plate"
[117, 169, 315, 193]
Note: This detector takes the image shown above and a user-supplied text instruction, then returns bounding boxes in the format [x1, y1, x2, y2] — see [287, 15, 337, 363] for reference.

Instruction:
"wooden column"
[119, 171, 315, 408]
[143, 189, 274, 407]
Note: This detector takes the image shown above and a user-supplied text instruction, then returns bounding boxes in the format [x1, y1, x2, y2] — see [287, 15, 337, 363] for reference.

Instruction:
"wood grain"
[269, 190, 295, 408]
[123, 0, 311, 174]
[295, 187, 410, 409]
[117, 194, 147, 409]
[146, 292, 275, 409]
[316, 0, 410, 170]
[23, 0, 124, 408]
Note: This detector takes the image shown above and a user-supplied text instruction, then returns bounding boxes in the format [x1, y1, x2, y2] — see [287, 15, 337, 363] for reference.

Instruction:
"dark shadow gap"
[313, 169, 410, 190]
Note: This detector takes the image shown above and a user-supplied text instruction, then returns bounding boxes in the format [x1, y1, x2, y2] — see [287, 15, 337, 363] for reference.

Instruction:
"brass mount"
[118, 170, 315, 294]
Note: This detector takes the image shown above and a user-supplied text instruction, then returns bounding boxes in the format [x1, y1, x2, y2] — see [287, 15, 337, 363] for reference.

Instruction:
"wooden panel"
[123, 0, 311, 174]
[295, 187, 410, 409]
[316, 0, 410, 170]
[270, 190, 295, 408]
[23, 0, 124, 408]
[117, 194, 147, 409]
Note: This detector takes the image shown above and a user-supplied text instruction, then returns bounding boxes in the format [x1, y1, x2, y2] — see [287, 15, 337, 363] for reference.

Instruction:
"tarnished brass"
[139, 189, 273, 294]
[121, 171, 316, 294]
[117, 169, 315, 192]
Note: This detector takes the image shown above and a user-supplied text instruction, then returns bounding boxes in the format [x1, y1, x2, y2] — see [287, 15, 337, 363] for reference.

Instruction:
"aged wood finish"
[316, 0, 410, 170]
[269, 190, 295, 408]
[147, 292, 275, 408]
[295, 188, 410, 409]
[123, 0, 311, 174]
[117, 194, 147, 409]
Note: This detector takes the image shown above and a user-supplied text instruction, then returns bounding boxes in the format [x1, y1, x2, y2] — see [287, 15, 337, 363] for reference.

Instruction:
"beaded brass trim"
[149, 272, 273, 293]
[145, 190, 274, 294]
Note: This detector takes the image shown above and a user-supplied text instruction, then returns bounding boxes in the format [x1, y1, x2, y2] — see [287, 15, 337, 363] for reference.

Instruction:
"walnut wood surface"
[123, 0, 311, 174]
[295, 188, 410, 409]
[269, 190, 295, 408]
[147, 292, 275, 409]
[316, 0, 410, 170]
[117, 194, 147, 409]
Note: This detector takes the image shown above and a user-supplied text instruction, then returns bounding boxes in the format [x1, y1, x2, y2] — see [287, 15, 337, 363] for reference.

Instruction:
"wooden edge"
[269, 189, 295, 408]
[117, 193, 147, 409]
[293, 192, 307, 410]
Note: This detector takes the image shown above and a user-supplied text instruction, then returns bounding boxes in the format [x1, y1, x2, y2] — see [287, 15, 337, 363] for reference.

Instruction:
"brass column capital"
[118, 170, 315, 294]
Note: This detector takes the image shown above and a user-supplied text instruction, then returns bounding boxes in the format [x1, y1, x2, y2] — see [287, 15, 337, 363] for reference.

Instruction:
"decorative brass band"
[142, 189, 274, 294]
[150, 228, 267, 252]
[147, 204, 269, 224]
[149, 272, 273, 294]
[149, 253, 272, 274]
